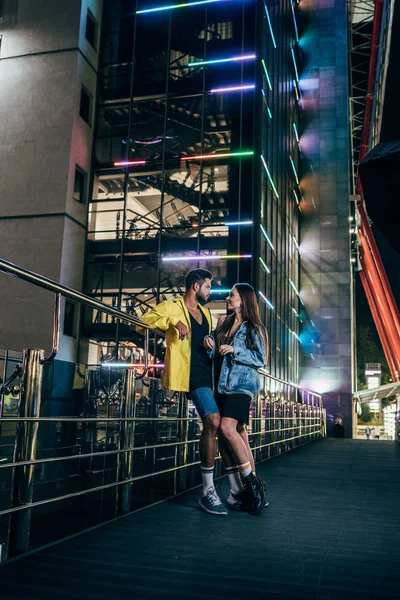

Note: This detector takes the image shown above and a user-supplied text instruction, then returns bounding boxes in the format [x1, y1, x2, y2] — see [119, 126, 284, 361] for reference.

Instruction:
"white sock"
[201, 466, 214, 494]
[238, 461, 252, 479]
[225, 466, 244, 494]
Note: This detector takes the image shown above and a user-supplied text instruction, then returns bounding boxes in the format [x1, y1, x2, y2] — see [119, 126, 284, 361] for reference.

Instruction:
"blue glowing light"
[225, 220, 253, 226]
[292, 122, 300, 143]
[260, 155, 279, 198]
[261, 89, 272, 119]
[259, 291, 274, 309]
[260, 224, 275, 251]
[137, 0, 221, 14]
[290, 0, 300, 42]
[291, 48, 300, 82]
[259, 256, 271, 273]
[261, 59, 273, 91]
[289, 156, 300, 184]
[188, 54, 256, 67]
[263, 0, 277, 48]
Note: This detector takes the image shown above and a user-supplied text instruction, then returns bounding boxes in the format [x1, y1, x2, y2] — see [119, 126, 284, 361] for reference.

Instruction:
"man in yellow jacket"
[141, 268, 227, 515]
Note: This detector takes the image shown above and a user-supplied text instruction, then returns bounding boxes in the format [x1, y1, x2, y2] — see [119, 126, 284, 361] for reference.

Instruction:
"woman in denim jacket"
[204, 283, 268, 515]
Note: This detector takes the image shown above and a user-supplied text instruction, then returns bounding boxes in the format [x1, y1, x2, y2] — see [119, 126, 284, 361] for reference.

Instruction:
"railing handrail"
[0, 257, 159, 333]
[258, 368, 322, 399]
[0, 258, 322, 399]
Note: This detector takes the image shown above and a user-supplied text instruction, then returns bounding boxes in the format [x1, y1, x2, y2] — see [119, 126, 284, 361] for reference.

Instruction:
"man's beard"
[196, 292, 208, 306]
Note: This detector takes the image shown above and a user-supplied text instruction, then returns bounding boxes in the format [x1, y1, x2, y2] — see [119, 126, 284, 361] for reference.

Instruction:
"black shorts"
[216, 393, 251, 425]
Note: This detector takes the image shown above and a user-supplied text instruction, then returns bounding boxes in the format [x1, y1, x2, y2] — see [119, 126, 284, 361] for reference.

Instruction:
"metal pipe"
[359, 232, 400, 377]
[0, 257, 159, 332]
[8, 349, 44, 559]
[357, 202, 400, 338]
[118, 368, 136, 514]
[359, 269, 399, 381]
[176, 392, 189, 492]
[40, 294, 61, 364]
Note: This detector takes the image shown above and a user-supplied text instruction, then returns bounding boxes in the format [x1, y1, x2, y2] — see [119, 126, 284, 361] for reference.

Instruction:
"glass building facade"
[85, 0, 304, 382]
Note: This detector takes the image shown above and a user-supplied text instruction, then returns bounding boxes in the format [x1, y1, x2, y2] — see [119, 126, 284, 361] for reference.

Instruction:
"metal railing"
[0, 257, 325, 563]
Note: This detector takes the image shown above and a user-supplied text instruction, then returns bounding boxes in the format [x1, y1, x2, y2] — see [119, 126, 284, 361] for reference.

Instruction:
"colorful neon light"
[260, 224, 274, 251]
[289, 156, 300, 184]
[260, 154, 279, 198]
[261, 89, 272, 119]
[292, 235, 299, 250]
[293, 79, 300, 101]
[162, 254, 252, 262]
[210, 84, 255, 93]
[114, 160, 147, 166]
[225, 220, 253, 226]
[293, 189, 300, 205]
[259, 291, 274, 309]
[188, 54, 256, 67]
[211, 288, 231, 293]
[261, 59, 272, 90]
[259, 256, 271, 273]
[290, 0, 300, 42]
[291, 48, 300, 82]
[102, 362, 165, 368]
[263, 0, 277, 48]
[181, 150, 254, 161]
[289, 278, 300, 297]
[137, 0, 220, 14]
[292, 122, 300, 143]
[291, 330, 302, 343]
[291, 306, 300, 318]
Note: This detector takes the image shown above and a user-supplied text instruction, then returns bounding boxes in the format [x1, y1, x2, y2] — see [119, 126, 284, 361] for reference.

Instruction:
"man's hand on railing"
[174, 320, 189, 340]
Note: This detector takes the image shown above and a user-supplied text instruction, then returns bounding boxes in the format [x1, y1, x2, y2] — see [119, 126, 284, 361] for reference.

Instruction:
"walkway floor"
[2, 438, 400, 599]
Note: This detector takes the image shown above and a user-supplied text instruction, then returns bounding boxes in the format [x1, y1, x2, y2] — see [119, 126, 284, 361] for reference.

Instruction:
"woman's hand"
[219, 344, 234, 356]
[203, 337, 215, 350]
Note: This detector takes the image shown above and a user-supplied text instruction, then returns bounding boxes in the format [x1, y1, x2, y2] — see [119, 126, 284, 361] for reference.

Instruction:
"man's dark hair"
[185, 268, 212, 291]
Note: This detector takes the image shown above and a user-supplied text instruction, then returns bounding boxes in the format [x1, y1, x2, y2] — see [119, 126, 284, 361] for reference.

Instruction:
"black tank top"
[189, 312, 212, 392]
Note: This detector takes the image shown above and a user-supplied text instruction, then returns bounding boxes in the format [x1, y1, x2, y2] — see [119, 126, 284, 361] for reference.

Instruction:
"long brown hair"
[216, 284, 268, 356]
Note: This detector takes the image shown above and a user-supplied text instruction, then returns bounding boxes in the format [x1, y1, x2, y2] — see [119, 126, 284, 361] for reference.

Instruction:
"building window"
[73, 166, 87, 204]
[80, 86, 92, 126]
[64, 301, 77, 337]
[85, 9, 98, 51]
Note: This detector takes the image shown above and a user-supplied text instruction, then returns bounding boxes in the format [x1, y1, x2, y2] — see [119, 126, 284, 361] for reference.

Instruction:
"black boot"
[241, 473, 266, 515]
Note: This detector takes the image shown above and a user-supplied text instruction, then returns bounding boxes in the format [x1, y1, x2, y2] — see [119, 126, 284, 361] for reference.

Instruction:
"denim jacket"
[207, 322, 267, 399]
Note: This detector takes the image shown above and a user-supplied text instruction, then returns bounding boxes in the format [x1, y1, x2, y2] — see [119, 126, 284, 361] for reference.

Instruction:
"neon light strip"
[293, 79, 300, 101]
[260, 224, 275, 250]
[102, 363, 165, 368]
[289, 156, 300, 184]
[188, 54, 256, 67]
[225, 220, 253, 226]
[291, 306, 300, 318]
[293, 189, 300, 205]
[211, 289, 231, 293]
[263, 0, 277, 48]
[259, 291, 274, 309]
[291, 48, 300, 82]
[260, 154, 279, 198]
[181, 150, 254, 161]
[261, 89, 272, 119]
[291, 330, 302, 343]
[114, 160, 147, 166]
[290, 0, 300, 42]
[162, 254, 252, 262]
[137, 0, 220, 14]
[259, 256, 271, 273]
[261, 59, 272, 90]
[292, 122, 300, 143]
[292, 235, 299, 249]
[289, 278, 300, 297]
[210, 84, 255, 93]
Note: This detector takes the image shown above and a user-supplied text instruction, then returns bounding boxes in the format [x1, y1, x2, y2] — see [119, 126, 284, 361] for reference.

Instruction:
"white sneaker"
[198, 486, 228, 516]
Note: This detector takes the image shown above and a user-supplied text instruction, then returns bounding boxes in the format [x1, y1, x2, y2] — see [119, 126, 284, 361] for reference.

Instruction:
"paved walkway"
[2, 438, 400, 599]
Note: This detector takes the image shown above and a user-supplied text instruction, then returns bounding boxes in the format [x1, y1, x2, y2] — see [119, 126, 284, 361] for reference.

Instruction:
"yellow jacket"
[140, 297, 212, 392]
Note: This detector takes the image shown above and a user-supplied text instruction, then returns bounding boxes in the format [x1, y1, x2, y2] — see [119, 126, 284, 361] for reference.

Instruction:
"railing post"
[176, 392, 188, 492]
[254, 393, 262, 463]
[118, 368, 136, 515]
[8, 349, 44, 558]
